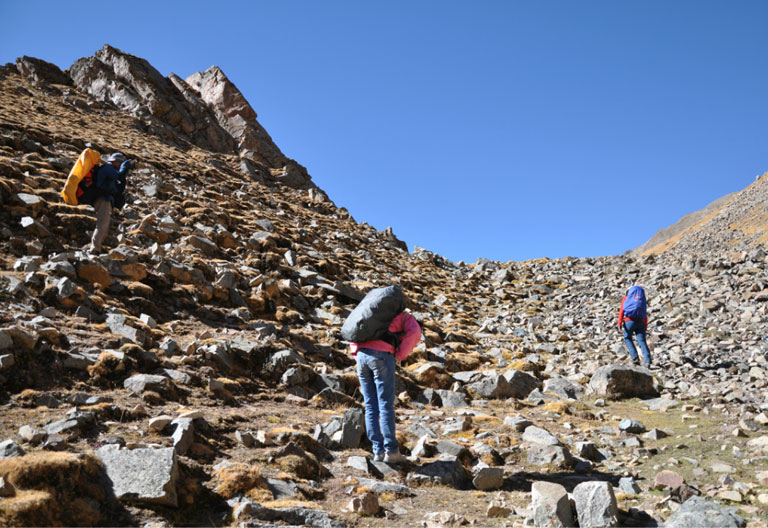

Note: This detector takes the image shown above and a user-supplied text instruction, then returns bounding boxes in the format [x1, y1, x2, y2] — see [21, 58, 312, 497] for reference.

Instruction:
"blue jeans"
[356, 348, 398, 455]
[623, 320, 651, 365]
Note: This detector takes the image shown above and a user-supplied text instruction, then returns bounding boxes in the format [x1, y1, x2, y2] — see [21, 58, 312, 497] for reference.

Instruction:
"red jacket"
[350, 312, 421, 361]
[617, 295, 648, 327]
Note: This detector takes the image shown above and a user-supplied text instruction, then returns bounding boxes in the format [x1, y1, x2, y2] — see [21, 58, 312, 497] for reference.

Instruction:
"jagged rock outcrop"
[68, 44, 235, 153]
[185, 67, 295, 170]
[15, 56, 72, 87]
[65, 44, 313, 189]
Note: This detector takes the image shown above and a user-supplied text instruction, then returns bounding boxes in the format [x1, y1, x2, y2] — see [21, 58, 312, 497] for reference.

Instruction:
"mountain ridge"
[634, 174, 768, 256]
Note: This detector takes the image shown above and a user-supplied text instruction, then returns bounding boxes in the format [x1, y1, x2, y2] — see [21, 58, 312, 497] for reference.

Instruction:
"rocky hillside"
[634, 174, 768, 256]
[0, 45, 766, 528]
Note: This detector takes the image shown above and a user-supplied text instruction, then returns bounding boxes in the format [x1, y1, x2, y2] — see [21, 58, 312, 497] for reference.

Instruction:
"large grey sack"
[341, 285, 406, 342]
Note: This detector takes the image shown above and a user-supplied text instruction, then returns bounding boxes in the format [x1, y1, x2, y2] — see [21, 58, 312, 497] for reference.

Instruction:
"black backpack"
[341, 285, 406, 343]
[76, 164, 101, 206]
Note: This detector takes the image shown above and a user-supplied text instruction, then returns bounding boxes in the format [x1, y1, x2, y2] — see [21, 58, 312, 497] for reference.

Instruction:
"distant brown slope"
[634, 173, 768, 256]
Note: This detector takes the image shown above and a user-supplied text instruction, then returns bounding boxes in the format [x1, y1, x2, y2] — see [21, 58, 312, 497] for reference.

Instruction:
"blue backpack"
[622, 286, 647, 320]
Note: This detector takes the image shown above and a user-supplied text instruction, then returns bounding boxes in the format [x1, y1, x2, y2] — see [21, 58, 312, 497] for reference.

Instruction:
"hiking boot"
[372, 453, 384, 462]
[384, 451, 408, 464]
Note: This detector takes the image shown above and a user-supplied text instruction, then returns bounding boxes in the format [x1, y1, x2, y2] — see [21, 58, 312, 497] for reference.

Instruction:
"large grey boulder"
[572, 481, 618, 528]
[618, 418, 646, 433]
[472, 466, 503, 491]
[574, 441, 604, 462]
[409, 457, 470, 489]
[265, 349, 308, 374]
[543, 376, 584, 400]
[416, 389, 467, 409]
[664, 496, 745, 528]
[587, 365, 658, 399]
[527, 444, 574, 468]
[502, 369, 542, 399]
[124, 373, 169, 394]
[281, 364, 316, 387]
[159, 337, 180, 356]
[433, 389, 469, 408]
[467, 374, 514, 399]
[531, 481, 575, 528]
[96, 445, 179, 507]
[523, 426, 562, 446]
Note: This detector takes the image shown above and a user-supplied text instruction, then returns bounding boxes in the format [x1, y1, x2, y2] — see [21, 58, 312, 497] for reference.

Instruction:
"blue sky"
[2, 1, 766, 262]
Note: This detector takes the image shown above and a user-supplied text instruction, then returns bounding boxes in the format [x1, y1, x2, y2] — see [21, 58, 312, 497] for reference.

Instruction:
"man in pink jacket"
[350, 311, 421, 463]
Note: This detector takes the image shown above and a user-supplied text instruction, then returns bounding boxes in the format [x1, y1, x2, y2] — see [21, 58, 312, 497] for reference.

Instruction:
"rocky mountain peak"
[63, 44, 312, 189]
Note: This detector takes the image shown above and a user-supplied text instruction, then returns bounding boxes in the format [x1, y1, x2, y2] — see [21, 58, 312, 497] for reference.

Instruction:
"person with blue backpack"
[618, 285, 652, 368]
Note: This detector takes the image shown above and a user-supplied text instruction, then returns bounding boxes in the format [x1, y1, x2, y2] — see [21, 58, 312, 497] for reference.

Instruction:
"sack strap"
[380, 313, 406, 350]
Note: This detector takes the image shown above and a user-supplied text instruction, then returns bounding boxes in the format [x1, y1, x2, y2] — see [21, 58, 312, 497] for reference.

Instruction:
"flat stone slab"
[523, 426, 562, 446]
[96, 445, 178, 507]
[124, 373, 168, 393]
[347, 456, 370, 473]
[664, 496, 745, 528]
[644, 397, 679, 411]
[356, 477, 414, 496]
[504, 415, 532, 431]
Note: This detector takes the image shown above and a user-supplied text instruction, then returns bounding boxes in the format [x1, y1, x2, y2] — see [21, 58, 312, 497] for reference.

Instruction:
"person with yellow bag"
[61, 149, 132, 254]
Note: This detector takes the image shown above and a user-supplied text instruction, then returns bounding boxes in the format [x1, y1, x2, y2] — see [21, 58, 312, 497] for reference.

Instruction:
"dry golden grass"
[380, 492, 396, 502]
[214, 463, 269, 500]
[507, 359, 541, 373]
[449, 430, 475, 441]
[261, 498, 319, 509]
[541, 401, 572, 415]
[276, 455, 319, 480]
[269, 426, 297, 435]
[0, 452, 106, 526]
[471, 414, 501, 425]
[87, 351, 133, 385]
[730, 202, 768, 243]
[0, 490, 55, 527]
